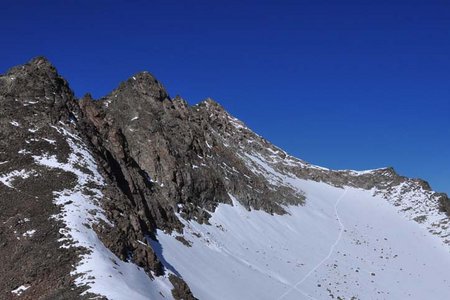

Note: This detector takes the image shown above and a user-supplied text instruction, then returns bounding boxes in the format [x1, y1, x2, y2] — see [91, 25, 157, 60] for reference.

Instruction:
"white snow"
[11, 285, 30, 296]
[342, 167, 386, 175]
[0, 169, 33, 188]
[279, 189, 348, 300]
[22, 229, 36, 237]
[243, 152, 296, 187]
[156, 179, 450, 300]
[228, 115, 247, 130]
[381, 180, 450, 244]
[18, 149, 32, 155]
[32, 125, 174, 300]
[42, 138, 56, 145]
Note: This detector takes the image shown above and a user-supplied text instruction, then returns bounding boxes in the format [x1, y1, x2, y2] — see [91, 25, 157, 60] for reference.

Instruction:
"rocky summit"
[1, 57, 449, 300]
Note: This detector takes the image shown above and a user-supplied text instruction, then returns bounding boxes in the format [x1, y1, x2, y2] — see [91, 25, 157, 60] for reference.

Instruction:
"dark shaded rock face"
[438, 193, 450, 216]
[169, 274, 197, 300]
[0, 57, 448, 299]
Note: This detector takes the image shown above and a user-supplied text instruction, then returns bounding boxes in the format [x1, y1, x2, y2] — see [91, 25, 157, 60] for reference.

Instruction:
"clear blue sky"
[1, 1, 449, 194]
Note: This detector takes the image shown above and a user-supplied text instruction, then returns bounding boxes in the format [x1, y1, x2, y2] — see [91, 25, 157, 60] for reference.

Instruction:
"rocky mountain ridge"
[0, 57, 449, 299]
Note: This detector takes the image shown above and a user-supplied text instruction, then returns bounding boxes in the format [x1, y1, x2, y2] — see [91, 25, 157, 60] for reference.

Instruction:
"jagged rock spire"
[111, 71, 169, 102]
[0, 56, 76, 123]
[1, 56, 72, 98]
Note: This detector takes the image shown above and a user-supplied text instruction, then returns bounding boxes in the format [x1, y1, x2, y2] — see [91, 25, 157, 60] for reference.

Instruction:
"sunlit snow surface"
[156, 180, 450, 300]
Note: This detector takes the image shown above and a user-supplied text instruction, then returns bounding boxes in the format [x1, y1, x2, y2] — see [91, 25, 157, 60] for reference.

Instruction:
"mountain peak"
[10, 56, 58, 77]
[1, 57, 73, 107]
[28, 56, 54, 68]
[111, 70, 169, 101]
[2, 56, 60, 85]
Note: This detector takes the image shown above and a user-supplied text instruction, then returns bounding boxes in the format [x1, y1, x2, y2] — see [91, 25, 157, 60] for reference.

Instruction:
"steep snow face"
[156, 179, 450, 300]
[32, 125, 173, 300]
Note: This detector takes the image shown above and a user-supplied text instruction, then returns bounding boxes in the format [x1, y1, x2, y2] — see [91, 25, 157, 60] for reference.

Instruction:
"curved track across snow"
[278, 188, 348, 300]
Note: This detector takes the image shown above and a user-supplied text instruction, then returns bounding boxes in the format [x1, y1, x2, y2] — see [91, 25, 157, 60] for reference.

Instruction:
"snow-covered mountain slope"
[1, 57, 449, 300]
[0, 108, 174, 298]
[36, 125, 175, 300]
[156, 181, 450, 300]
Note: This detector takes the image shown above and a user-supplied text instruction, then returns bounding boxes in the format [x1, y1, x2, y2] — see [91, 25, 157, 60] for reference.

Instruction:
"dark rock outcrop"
[438, 193, 450, 216]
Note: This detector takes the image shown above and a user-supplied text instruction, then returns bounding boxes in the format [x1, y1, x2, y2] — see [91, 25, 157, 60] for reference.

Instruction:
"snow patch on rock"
[0, 169, 33, 188]
[22, 229, 36, 237]
[11, 284, 30, 296]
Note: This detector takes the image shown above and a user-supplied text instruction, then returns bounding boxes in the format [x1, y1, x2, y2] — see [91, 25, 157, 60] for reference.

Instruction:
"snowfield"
[156, 179, 450, 300]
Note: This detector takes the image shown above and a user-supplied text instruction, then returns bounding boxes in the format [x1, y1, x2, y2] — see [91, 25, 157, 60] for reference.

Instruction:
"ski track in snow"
[278, 188, 348, 300]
